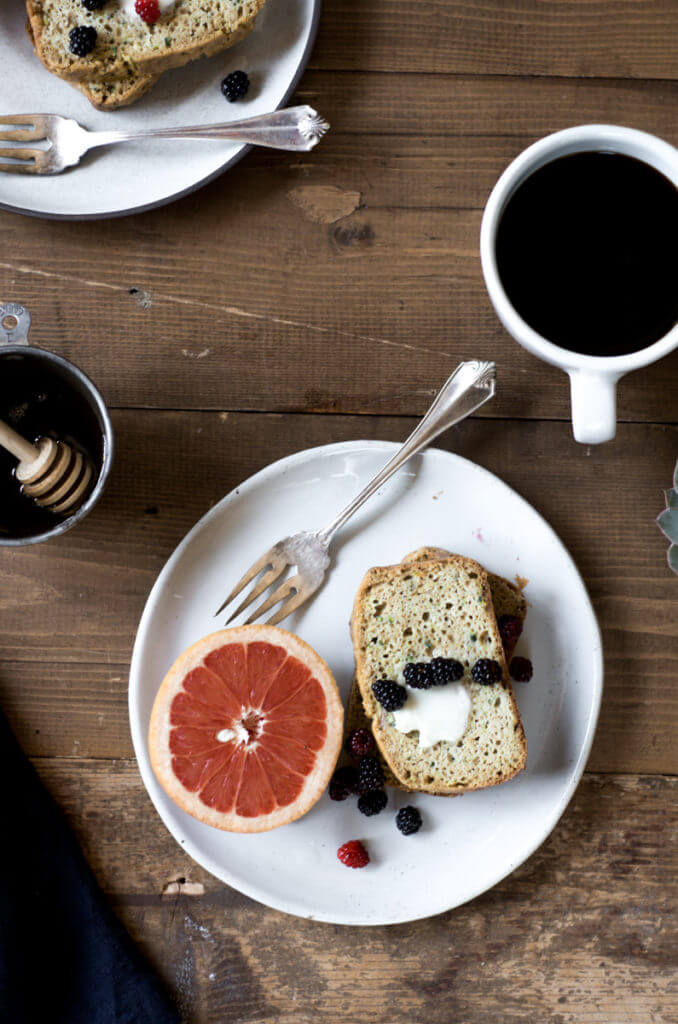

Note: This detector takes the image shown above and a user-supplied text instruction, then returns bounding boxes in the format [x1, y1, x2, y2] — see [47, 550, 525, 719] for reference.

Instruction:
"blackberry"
[81, 0, 106, 9]
[403, 662, 433, 689]
[357, 756, 383, 793]
[498, 614, 523, 651]
[429, 657, 464, 685]
[395, 806, 422, 836]
[221, 70, 250, 102]
[357, 790, 387, 817]
[329, 765, 359, 801]
[372, 678, 407, 712]
[69, 26, 97, 56]
[471, 658, 503, 685]
[510, 656, 533, 682]
[346, 728, 375, 758]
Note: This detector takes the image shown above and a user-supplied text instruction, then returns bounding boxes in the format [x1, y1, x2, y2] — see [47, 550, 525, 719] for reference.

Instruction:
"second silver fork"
[0, 106, 329, 174]
[216, 360, 497, 627]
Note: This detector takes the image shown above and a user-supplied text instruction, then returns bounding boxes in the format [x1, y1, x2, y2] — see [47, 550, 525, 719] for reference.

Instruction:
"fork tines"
[0, 115, 50, 174]
[215, 545, 308, 627]
[0, 115, 49, 141]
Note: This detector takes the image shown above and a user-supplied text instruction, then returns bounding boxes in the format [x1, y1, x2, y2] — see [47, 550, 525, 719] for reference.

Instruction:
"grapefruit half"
[149, 626, 343, 833]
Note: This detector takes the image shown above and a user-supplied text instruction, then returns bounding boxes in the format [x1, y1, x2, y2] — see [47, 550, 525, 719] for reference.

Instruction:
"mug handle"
[569, 369, 620, 444]
[0, 303, 31, 346]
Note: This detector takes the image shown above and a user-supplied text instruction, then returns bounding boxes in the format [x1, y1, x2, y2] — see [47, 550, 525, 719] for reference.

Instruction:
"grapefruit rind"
[148, 625, 343, 833]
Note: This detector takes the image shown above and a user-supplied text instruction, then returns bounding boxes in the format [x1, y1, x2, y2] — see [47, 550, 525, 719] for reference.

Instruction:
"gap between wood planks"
[305, 67, 678, 87]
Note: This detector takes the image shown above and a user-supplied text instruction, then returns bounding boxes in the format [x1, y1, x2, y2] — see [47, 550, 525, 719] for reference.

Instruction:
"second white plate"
[0, 0, 320, 218]
[129, 441, 602, 925]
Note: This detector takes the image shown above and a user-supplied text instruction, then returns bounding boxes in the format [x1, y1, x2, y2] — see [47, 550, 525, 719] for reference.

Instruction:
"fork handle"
[87, 106, 328, 153]
[317, 360, 496, 545]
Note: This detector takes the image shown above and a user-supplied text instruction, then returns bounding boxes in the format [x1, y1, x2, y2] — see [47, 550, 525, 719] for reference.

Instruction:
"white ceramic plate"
[129, 441, 603, 925]
[0, 0, 319, 219]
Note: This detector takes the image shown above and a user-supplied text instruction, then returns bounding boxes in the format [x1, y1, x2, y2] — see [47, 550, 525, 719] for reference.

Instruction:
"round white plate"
[0, 0, 319, 219]
[129, 441, 603, 925]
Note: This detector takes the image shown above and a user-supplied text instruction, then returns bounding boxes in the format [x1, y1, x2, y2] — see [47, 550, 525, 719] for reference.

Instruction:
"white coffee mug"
[480, 125, 678, 444]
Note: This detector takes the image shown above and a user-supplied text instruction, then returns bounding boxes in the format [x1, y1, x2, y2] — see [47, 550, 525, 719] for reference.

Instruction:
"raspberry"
[221, 70, 250, 102]
[357, 756, 383, 793]
[337, 840, 369, 869]
[403, 662, 433, 689]
[357, 790, 387, 817]
[510, 656, 533, 682]
[471, 658, 503, 685]
[371, 678, 407, 712]
[328, 766, 359, 801]
[346, 728, 375, 758]
[429, 657, 464, 685]
[69, 26, 97, 56]
[498, 614, 523, 652]
[135, 0, 161, 24]
[395, 806, 422, 835]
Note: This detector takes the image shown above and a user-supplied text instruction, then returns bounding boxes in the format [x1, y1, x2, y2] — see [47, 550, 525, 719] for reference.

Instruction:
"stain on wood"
[288, 185, 361, 223]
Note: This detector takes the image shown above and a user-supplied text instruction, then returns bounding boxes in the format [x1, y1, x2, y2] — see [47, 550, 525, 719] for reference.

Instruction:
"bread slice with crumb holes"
[350, 549, 527, 795]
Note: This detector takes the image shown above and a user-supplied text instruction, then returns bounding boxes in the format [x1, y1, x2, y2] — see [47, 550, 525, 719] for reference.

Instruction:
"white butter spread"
[120, 0, 175, 22]
[392, 682, 472, 749]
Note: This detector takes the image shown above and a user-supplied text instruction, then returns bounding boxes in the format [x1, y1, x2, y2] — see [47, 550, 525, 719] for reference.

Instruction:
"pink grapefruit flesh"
[149, 626, 343, 833]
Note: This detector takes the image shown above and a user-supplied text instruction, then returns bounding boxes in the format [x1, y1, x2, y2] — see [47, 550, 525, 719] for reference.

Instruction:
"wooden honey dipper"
[0, 416, 94, 516]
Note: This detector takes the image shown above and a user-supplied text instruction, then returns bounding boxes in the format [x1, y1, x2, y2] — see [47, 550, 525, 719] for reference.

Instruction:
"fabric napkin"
[0, 711, 180, 1024]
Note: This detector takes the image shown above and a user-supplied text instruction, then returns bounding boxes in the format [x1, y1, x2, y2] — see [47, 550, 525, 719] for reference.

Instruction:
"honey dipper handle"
[0, 418, 40, 465]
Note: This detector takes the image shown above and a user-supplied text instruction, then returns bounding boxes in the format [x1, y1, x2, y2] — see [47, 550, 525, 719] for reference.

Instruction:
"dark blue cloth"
[0, 712, 180, 1024]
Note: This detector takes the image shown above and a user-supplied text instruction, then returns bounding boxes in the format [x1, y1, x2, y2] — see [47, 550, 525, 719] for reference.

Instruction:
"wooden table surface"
[2, 2, 678, 1021]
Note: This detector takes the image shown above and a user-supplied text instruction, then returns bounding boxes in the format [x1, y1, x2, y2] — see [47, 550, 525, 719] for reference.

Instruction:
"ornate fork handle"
[317, 361, 496, 545]
[86, 106, 329, 153]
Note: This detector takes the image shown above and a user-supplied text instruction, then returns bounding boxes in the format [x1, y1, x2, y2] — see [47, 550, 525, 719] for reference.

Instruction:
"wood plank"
[2, 75, 678, 421]
[31, 760, 678, 1024]
[1, 411, 676, 774]
[314, 0, 678, 81]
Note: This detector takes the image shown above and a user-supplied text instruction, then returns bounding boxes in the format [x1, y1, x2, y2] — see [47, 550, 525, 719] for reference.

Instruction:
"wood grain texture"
[31, 760, 678, 1024]
[1, 411, 676, 774]
[313, 0, 678, 81]
[2, 2, 678, 1016]
[1, 76, 678, 421]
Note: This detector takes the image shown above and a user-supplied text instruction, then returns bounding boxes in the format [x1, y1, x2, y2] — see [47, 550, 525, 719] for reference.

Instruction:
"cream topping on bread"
[392, 682, 471, 748]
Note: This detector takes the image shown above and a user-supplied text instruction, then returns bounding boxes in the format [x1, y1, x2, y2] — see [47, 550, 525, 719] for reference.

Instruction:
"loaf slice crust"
[75, 69, 160, 109]
[26, 0, 264, 83]
[351, 552, 527, 795]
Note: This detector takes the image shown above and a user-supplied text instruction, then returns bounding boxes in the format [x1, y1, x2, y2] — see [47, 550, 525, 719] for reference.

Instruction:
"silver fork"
[0, 106, 329, 174]
[216, 360, 497, 627]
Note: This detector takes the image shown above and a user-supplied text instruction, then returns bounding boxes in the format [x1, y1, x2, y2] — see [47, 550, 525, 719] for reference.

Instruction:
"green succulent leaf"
[657, 507, 678, 544]
[665, 489, 678, 510]
[669, 544, 678, 575]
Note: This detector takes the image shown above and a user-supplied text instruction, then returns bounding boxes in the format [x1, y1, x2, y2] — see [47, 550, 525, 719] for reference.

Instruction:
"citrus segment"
[149, 626, 343, 833]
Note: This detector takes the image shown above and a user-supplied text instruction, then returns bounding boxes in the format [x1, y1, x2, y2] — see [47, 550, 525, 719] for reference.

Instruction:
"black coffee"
[495, 151, 678, 356]
[0, 353, 103, 541]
